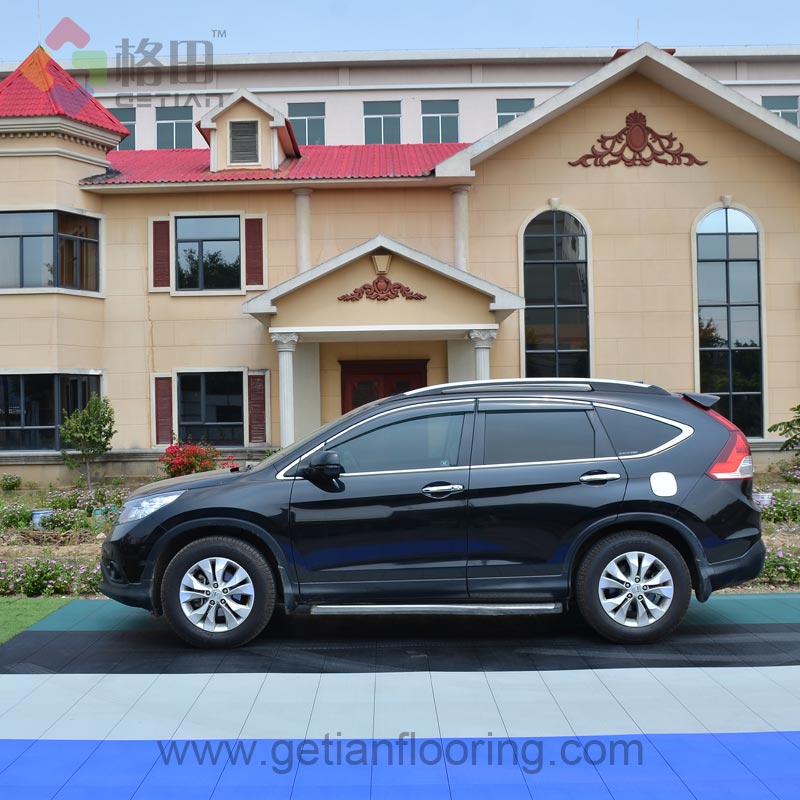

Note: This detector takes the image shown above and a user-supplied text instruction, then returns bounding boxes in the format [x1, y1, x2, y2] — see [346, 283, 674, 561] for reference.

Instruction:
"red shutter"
[244, 217, 263, 287]
[152, 220, 170, 288]
[248, 374, 267, 443]
[154, 377, 173, 445]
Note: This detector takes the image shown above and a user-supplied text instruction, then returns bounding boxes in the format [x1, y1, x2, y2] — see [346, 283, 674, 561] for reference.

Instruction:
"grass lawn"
[0, 596, 71, 643]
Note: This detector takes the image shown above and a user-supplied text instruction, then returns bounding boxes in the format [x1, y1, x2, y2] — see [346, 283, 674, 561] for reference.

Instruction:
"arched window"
[523, 211, 589, 377]
[696, 208, 763, 436]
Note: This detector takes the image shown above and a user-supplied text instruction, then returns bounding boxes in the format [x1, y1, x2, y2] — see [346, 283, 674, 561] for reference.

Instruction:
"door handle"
[422, 483, 464, 496]
[579, 472, 621, 484]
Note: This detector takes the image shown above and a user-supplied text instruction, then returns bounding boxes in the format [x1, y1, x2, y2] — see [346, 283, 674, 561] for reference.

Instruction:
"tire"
[575, 531, 691, 644]
[161, 536, 276, 648]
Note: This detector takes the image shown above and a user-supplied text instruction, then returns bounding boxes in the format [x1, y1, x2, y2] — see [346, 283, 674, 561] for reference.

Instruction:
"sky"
[1, 0, 799, 63]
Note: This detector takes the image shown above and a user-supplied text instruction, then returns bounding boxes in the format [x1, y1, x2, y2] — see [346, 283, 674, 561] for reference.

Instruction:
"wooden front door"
[340, 360, 428, 413]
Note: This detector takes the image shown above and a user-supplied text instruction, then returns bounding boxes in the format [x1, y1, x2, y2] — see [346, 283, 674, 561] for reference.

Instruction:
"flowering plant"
[158, 439, 238, 478]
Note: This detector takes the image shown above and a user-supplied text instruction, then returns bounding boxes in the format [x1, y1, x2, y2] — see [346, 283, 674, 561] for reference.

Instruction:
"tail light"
[703, 408, 754, 480]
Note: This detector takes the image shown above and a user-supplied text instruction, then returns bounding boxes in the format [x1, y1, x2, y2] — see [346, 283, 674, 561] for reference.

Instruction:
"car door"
[288, 399, 474, 602]
[467, 398, 627, 600]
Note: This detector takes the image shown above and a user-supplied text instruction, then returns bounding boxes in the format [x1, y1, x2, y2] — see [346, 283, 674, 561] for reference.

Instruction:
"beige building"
[0, 43, 798, 479]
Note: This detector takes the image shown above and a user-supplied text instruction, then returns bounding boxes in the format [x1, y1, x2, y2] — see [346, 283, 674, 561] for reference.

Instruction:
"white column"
[450, 185, 471, 271]
[293, 188, 312, 273]
[271, 332, 300, 446]
[469, 329, 497, 381]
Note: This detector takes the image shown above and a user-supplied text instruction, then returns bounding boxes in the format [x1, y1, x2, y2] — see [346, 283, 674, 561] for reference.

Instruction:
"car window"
[331, 412, 465, 473]
[482, 410, 595, 464]
[596, 407, 683, 456]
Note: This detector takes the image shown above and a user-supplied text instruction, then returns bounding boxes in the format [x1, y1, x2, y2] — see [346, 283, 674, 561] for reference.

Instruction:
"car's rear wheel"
[575, 531, 691, 644]
[161, 536, 275, 648]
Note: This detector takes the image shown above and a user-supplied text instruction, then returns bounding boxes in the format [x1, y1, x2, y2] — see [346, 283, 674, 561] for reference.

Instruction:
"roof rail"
[404, 378, 669, 397]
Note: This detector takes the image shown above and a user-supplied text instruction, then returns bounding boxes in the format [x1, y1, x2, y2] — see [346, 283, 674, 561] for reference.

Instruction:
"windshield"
[249, 395, 389, 472]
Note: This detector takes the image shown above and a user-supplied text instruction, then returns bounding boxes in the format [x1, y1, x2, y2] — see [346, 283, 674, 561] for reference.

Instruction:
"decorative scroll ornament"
[568, 111, 707, 168]
[338, 275, 426, 302]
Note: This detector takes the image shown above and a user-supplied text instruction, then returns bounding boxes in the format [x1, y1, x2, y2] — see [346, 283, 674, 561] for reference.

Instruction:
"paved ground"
[1, 594, 800, 798]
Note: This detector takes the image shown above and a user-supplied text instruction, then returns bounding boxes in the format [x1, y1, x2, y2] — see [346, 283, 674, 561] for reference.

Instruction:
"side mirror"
[302, 450, 344, 480]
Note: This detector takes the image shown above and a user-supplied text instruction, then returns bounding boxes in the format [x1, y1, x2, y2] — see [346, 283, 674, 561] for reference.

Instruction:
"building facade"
[0, 43, 798, 478]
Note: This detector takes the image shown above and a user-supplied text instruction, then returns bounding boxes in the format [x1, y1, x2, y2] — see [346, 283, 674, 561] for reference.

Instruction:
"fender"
[565, 512, 713, 602]
[147, 516, 301, 612]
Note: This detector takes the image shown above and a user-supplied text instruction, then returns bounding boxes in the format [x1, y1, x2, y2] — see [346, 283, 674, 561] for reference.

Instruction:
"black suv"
[100, 379, 764, 647]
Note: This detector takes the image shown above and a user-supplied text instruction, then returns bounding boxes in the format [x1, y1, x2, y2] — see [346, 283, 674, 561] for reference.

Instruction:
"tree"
[59, 393, 117, 489]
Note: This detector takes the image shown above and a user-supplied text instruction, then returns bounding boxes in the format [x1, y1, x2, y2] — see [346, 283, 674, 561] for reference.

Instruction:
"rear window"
[596, 407, 681, 456]
[483, 410, 595, 464]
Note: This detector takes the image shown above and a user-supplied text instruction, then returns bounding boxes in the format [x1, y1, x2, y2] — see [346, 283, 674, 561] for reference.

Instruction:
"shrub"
[59, 393, 117, 489]
[0, 557, 101, 596]
[762, 548, 800, 585]
[0, 502, 32, 530]
[768, 404, 800, 451]
[760, 489, 800, 525]
[158, 439, 221, 478]
[1, 473, 21, 491]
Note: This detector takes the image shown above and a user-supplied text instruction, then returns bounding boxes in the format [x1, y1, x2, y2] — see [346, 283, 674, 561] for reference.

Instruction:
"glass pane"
[205, 373, 243, 423]
[732, 394, 762, 437]
[178, 374, 202, 422]
[555, 212, 585, 236]
[697, 261, 726, 304]
[204, 424, 244, 446]
[58, 237, 78, 288]
[728, 234, 758, 259]
[0, 375, 21, 427]
[697, 234, 727, 259]
[203, 241, 241, 290]
[523, 236, 554, 261]
[156, 107, 193, 121]
[156, 123, 174, 149]
[174, 122, 193, 149]
[20, 428, 56, 450]
[557, 351, 589, 378]
[525, 352, 556, 377]
[290, 118, 308, 146]
[525, 308, 554, 349]
[497, 98, 534, 114]
[730, 307, 760, 347]
[440, 115, 459, 142]
[364, 101, 400, 115]
[177, 243, 200, 289]
[732, 350, 762, 392]
[0, 212, 53, 236]
[24, 375, 55, 427]
[726, 209, 757, 233]
[352, 380, 380, 410]
[697, 209, 727, 234]
[699, 307, 728, 347]
[554, 235, 586, 261]
[364, 116, 382, 144]
[383, 115, 401, 144]
[557, 307, 588, 350]
[524, 263, 554, 304]
[524, 213, 554, 236]
[307, 118, 325, 145]
[484, 410, 595, 464]
[58, 213, 98, 239]
[117, 127, 136, 150]
[111, 108, 135, 123]
[0, 238, 20, 288]
[22, 236, 54, 288]
[287, 102, 325, 117]
[422, 115, 440, 143]
[177, 217, 239, 240]
[729, 261, 758, 303]
[421, 100, 458, 114]
[557, 263, 588, 305]
[699, 350, 729, 393]
[335, 413, 464, 472]
[497, 114, 515, 127]
[78, 240, 98, 292]
[763, 96, 799, 111]
[597, 408, 681, 457]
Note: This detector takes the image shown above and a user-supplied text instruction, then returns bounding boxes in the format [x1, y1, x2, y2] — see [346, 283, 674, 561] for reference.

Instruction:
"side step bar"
[310, 603, 563, 616]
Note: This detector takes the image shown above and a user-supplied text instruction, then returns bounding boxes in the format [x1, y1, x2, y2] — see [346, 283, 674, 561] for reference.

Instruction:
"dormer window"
[229, 120, 259, 164]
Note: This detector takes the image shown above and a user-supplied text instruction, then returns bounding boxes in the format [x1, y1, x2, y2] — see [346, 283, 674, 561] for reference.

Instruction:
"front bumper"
[699, 538, 766, 600]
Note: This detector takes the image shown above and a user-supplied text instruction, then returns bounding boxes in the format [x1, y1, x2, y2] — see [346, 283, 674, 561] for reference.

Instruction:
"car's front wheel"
[575, 531, 691, 644]
[161, 536, 276, 648]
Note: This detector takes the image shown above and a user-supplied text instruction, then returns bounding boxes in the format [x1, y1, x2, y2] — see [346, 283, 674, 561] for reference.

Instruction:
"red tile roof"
[0, 46, 129, 137]
[81, 143, 470, 185]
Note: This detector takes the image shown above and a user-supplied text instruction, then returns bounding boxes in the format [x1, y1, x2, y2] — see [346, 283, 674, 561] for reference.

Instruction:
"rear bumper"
[699, 538, 766, 600]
